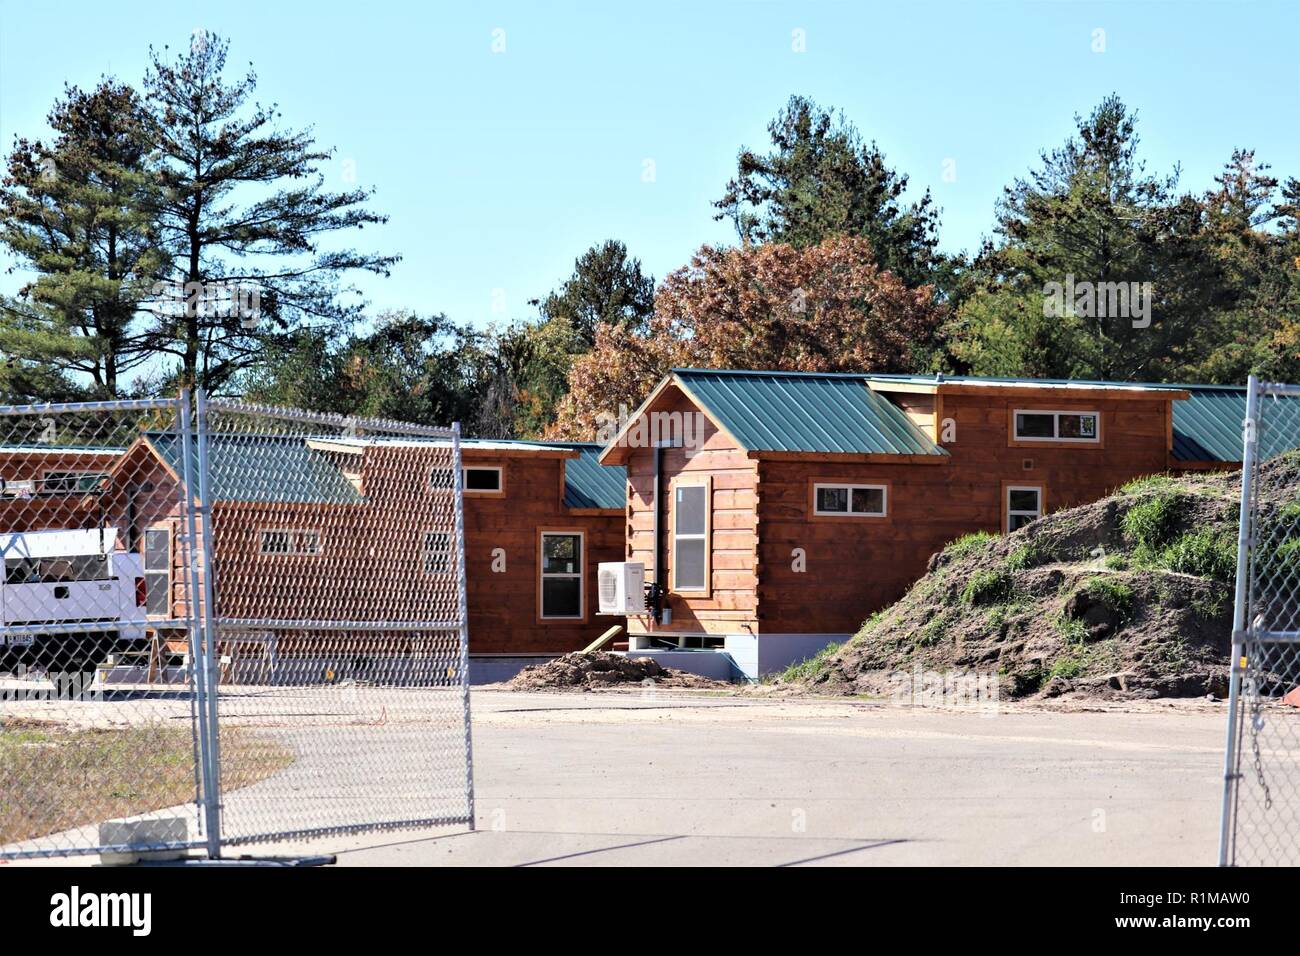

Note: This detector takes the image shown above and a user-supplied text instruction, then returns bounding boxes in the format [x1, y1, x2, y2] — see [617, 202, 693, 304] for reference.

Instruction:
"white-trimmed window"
[813, 482, 887, 517]
[1014, 410, 1100, 443]
[39, 470, 107, 495]
[259, 529, 322, 556]
[540, 531, 583, 619]
[422, 531, 452, 574]
[143, 526, 172, 616]
[430, 465, 503, 493]
[672, 480, 710, 592]
[1006, 486, 1042, 532]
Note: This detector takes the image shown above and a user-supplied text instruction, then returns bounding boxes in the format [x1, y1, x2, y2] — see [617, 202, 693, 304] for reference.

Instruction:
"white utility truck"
[0, 528, 147, 673]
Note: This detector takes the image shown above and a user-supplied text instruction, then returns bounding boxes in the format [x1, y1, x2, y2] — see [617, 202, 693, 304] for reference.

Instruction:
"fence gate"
[0, 397, 209, 860]
[196, 395, 473, 849]
[1220, 375, 1300, 866]
[0, 393, 473, 861]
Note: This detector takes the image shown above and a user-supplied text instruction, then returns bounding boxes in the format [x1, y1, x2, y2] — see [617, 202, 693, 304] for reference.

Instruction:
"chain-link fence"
[200, 396, 473, 846]
[0, 398, 209, 859]
[0, 393, 473, 860]
[1220, 376, 1300, 866]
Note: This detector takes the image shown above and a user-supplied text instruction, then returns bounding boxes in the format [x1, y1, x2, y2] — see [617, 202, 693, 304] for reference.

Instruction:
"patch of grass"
[943, 531, 998, 562]
[773, 642, 843, 683]
[1122, 493, 1182, 552]
[1160, 529, 1237, 583]
[1120, 474, 1178, 496]
[1082, 576, 1136, 619]
[1258, 537, 1300, 579]
[960, 567, 1015, 606]
[1006, 542, 1043, 572]
[1047, 654, 1086, 681]
[1192, 589, 1228, 621]
[0, 723, 292, 846]
[916, 612, 950, 648]
[1103, 553, 1129, 571]
[1055, 613, 1090, 645]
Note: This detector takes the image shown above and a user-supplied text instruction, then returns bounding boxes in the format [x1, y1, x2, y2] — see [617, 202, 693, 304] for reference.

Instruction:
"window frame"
[538, 528, 586, 621]
[421, 529, 453, 575]
[809, 480, 890, 519]
[669, 476, 711, 595]
[1010, 408, 1102, 446]
[38, 469, 108, 496]
[1003, 482, 1045, 534]
[258, 528, 324, 557]
[142, 523, 173, 619]
[430, 464, 506, 497]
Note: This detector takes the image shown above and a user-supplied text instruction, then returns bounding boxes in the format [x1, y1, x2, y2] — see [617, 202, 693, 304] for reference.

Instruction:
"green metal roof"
[1171, 387, 1300, 463]
[540, 442, 626, 509]
[673, 369, 946, 456]
[146, 432, 363, 504]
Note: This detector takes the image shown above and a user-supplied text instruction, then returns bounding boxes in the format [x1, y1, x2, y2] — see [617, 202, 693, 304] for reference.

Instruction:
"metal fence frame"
[0, 395, 209, 860]
[1219, 374, 1300, 866]
[0, 392, 474, 861]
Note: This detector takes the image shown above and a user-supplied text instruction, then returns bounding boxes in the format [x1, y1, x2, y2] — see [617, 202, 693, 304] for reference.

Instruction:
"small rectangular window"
[540, 532, 583, 619]
[259, 529, 322, 556]
[430, 465, 503, 493]
[813, 482, 887, 517]
[1006, 486, 1042, 532]
[39, 471, 107, 495]
[464, 467, 502, 492]
[1014, 410, 1100, 443]
[672, 482, 710, 592]
[422, 531, 452, 574]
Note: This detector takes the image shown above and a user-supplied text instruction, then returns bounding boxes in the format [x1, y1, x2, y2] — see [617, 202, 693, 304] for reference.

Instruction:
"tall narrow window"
[672, 480, 710, 592]
[143, 527, 171, 617]
[1006, 486, 1043, 532]
[540, 531, 583, 619]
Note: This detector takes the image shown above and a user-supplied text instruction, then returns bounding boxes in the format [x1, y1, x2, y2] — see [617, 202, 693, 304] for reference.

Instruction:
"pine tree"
[0, 81, 163, 400]
[714, 95, 943, 289]
[142, 32, 397, 392]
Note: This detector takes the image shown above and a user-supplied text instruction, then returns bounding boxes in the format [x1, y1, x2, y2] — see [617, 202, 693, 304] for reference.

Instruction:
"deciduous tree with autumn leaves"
[546, 235, 945, 439]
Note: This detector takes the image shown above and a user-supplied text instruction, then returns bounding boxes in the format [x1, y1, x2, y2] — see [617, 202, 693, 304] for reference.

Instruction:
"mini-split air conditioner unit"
[598, 561, 646, 615]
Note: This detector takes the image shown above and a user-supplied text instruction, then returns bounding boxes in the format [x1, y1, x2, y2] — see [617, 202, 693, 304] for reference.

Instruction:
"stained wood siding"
[625, 391, 760, 637]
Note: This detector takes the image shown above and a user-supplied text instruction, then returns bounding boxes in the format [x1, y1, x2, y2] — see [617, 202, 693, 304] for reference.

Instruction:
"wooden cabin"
[12, 433, 625, 681]
[0, 446, 124, 535]
[598, 369, 1264, 679]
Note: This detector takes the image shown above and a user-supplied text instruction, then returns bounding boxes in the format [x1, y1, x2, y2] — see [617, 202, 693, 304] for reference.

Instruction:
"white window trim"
[1013, 409, 1101, 443]
[39, 469, 108, 494]
[540, 530, 584, 620]
[1006, 485, 1043, 533]
[431, 465, 504, 493]
[812, 482, 888, 517]
[259, 528, 323, 557]
[143, 525, 173, 618]
[462, 465, 503, 494]
[671, 480, 711, 593]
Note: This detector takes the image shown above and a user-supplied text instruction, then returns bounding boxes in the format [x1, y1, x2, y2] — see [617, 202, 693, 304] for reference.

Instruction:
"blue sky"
[1, 0, 1297, 330]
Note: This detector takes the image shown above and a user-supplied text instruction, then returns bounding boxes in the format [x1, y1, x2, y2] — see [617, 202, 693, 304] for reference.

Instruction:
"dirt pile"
[777, 453, 1300, 701]
[506, 651, 727, 691]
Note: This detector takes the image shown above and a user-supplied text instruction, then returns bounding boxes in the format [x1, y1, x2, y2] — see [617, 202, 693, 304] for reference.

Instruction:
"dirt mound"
[776, 453, 1300, 701]
[506, 652, 727, 691]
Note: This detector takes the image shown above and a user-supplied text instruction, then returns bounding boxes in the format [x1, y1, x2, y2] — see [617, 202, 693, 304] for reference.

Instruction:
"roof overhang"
[596, 373, 743, 466]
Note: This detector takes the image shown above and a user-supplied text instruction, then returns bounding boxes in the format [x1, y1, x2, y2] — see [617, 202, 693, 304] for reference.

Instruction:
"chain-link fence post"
[452, 421, 476, 831]
[1219, 375, 1259, 865]
[1221, 376, 1300, 866]
[193, 388, 224, 858]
